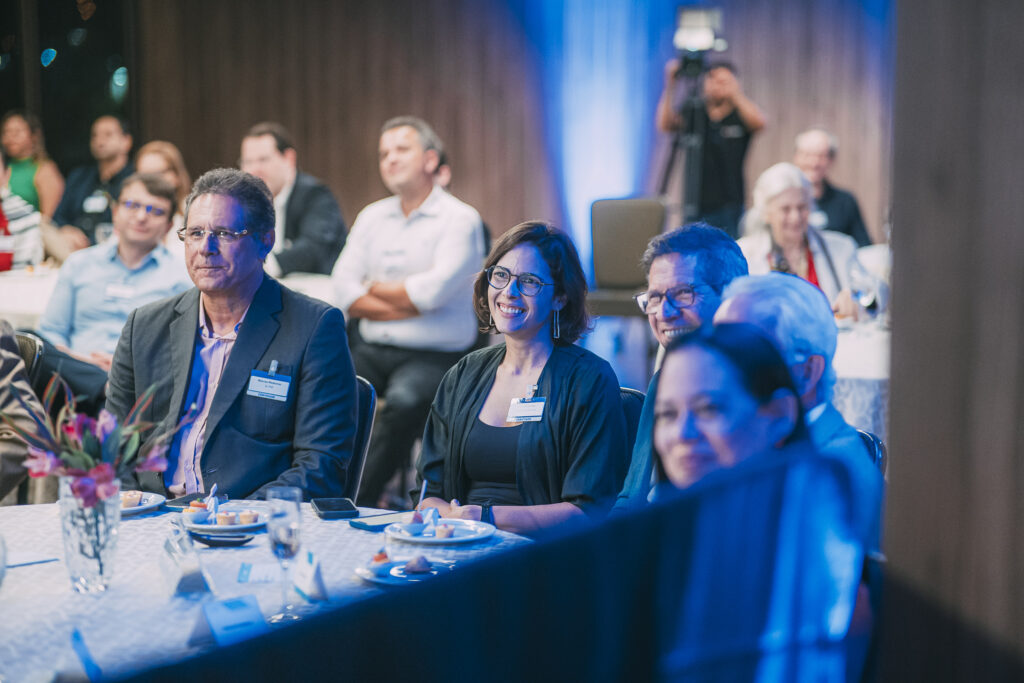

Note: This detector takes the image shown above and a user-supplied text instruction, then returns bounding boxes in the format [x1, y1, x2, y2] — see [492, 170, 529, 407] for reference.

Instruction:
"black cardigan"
[416, 343, 629, 515]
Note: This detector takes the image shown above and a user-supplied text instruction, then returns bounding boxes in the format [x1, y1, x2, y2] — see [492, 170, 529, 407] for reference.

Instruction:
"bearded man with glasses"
[106, 168, 357, 501]
[611, 223, 748, 513]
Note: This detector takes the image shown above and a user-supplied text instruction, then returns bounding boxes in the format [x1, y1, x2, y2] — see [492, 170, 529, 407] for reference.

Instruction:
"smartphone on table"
[311, 497, 359, 520]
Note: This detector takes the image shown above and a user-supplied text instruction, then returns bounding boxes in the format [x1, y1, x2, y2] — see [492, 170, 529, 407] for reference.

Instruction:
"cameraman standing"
[656, 60, 765, 239]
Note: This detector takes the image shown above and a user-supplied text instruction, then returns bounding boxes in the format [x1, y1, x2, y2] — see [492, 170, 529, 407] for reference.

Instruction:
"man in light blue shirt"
[38, 173, 191, 371]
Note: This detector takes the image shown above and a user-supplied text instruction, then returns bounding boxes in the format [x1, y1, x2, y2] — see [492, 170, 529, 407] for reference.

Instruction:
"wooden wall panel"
[881, 0, 1024, 677]
[135, 1, 890, 243]
[134, 0, 556, 236]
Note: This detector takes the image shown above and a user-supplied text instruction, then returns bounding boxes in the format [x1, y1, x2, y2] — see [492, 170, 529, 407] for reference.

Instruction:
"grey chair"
[344, 376, 377, 501]
[588, 198, 666, 317]
[856, 429, 887, 476]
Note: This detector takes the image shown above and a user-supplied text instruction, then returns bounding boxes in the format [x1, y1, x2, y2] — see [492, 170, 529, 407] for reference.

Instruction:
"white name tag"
[104, 283, 136, 299]
[82, 193, 108, 214]
[188, 595, 268, 647]
[507, 397, 545, 423]
[247, 370, 290, 402]
[292, 550, 327, 602]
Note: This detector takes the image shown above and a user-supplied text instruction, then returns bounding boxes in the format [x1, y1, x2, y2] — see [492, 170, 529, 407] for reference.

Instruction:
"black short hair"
[641, 222, 748, 294]
[95, 114, 131, 138]
[184, 168, 274, 237]
[245, 122, 295, 154]
[474, 221, 591, 344]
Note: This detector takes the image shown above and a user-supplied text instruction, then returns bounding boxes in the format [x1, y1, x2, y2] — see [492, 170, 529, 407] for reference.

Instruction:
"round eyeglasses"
[177, 227, 251, 244]
[486, 265, 553, 297]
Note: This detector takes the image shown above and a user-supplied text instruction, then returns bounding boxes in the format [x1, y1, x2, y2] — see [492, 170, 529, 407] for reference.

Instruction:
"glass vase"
[58, 476, 121, 593]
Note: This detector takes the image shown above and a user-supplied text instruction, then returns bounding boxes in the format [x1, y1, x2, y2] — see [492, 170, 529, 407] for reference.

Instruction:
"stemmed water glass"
[266, 487, 302, 623]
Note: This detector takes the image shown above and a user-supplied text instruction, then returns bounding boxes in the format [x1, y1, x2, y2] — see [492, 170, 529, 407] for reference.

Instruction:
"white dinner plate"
[184, 509, 266, 534]
[384, 518, 495, 545]
[354, 560, 454, 586]
[120, 492, 166, 516]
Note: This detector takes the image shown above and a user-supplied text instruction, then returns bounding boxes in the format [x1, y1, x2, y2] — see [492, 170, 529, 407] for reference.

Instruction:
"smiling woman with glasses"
[415, 220, 629, 534]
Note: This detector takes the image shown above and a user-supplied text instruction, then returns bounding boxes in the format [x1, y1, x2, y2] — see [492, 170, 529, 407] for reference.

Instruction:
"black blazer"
[106, 276, 358, 500]
[279, 171, 347, 275]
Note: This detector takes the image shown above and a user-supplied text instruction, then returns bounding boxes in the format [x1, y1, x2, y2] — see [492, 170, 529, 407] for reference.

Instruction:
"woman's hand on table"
[417, 496, 452, 517]
[443, 500, 482, 521]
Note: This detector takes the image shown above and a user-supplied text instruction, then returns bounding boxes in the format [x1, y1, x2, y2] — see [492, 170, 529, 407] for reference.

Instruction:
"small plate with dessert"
[119, 490, 166, 516]
[183, 507, 265, 534]
[384, 513, 495, 545]
[354, 549, 455, 586]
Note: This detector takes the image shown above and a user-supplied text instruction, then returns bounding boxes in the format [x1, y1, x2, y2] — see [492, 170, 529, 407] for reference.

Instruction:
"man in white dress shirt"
[332, 116, 485, 507]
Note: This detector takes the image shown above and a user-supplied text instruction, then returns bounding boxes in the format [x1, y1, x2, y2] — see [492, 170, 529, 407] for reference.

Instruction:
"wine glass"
[847, 258, 880, 330]
[266, 487, 302, 623]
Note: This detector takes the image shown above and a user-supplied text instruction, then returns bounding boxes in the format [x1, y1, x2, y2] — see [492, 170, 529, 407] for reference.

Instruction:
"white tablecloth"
[0, 502, 528, 682]
[832, 326, 890, 443]
[0, 268, 59, 329]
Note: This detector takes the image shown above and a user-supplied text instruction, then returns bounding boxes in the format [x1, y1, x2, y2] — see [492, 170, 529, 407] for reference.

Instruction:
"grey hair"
[184, 168, 275, 237]
[381, 116, 444, 158]
[795, 127, 839, 158]
[752, 162, 814, 214]
[719, 272, 838, 405]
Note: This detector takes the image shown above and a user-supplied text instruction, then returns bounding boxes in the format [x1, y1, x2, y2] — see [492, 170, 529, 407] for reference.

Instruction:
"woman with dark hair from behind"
[416, 221, 629, 534]
[652, 322, 805, 492]
[1, 110, 65, 217]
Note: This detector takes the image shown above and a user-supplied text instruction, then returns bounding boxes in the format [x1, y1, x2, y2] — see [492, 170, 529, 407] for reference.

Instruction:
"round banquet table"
[0, 502, 528, 682]
[832, 325, 890, 444]
[0, 267, 59, 329]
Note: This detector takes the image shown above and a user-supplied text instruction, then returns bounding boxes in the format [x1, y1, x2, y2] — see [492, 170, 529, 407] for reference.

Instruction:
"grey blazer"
[106, 275, 357, 500]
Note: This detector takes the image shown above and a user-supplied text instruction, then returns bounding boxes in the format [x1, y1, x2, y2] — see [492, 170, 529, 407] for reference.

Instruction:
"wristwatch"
[480, 504, 495, 525]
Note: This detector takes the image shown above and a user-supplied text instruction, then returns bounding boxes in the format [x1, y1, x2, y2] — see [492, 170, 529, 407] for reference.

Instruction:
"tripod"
[657, 60, 708, 225]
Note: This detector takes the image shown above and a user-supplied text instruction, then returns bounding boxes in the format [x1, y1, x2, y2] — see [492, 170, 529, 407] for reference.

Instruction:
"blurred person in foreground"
[612, 224, 748, 513]
[240, 122, 346, 276]
[52, 115, 134, 251]
[333, 116, 485, 508]
[0, 319, 48, 504]
[415, 221, 628, 534]
[652, 323, 804, 493]
[106, 168, 357, 500]
[714, 272, 884, 549]
[656, 60, 766, 238]
[738, 162, 858, 318]
[793, 127, 872, 247]
[1, 110, 64, 217]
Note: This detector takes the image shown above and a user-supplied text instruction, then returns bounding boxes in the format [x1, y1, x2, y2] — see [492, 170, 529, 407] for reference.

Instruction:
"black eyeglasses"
[633, 284, 712, 313]
[486, 265, 553, 297]
[177, 227, 251, 244]
[121, 199, 168, 217]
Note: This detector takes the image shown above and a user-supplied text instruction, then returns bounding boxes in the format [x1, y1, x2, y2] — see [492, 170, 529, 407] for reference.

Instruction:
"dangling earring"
[488, 312, 494, 331]
[553, 309, 561, 339]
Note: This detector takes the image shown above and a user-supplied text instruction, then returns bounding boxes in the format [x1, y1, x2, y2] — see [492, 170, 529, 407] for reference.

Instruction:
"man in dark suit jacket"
[106, 168, 357, 500]
[240, 122, 346, 276]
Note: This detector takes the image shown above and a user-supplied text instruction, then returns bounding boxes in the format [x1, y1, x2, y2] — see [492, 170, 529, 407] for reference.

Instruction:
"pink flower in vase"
[96, 410, 118, 442]
[70, 476, 99, 508]
[90, 463, 119, 501]
[25, 446, 61, 477]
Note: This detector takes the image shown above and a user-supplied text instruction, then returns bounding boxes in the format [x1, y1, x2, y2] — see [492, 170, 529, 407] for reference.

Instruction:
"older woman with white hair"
[737, 162, 858, 317]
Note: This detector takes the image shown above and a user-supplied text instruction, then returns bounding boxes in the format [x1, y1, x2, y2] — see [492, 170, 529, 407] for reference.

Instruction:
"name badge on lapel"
[247, 360, 290, 402]
[507, 384, 545, 423]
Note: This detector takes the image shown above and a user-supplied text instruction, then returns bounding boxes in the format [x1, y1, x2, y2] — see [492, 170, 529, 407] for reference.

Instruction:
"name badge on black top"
[507, 397, 545, 423]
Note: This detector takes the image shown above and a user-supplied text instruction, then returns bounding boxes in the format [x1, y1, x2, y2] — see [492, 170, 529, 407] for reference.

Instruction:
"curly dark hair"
[473, 221, 591, 345]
